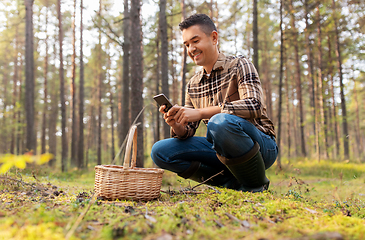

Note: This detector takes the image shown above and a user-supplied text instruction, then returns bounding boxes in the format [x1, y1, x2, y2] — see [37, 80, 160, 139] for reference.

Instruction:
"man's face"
[182, 25, 218, 70]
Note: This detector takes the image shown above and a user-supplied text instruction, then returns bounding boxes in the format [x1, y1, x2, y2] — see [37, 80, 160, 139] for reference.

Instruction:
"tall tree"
[41, 0, 49, 155]
[180, 0, 187, 106]
[70, 0, 78, 165]
[332, 0, 349, 159]
[316, 2, 329, 159]
[154, 30, 161, 143]
[24, 0, 35, 153]
[78, 0, 85, 169]
[97, 0, 103, 165]
[159, 0, 169, 139]
[304, 0, 316, 156]
[120, 0, 130, 147]
[130, 0, 144, 167]
[288, 0, 306, 157]
[253, 0, 259, 72]
[10, 10, 20, 154]
[327, 34, 340, 159]
[48, 43, 58, 167]
[276, 0, 284, 170]
[57, 0, 67, 171]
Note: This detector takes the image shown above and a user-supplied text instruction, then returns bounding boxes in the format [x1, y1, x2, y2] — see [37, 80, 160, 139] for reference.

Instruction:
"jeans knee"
[150, 140, 165, 167]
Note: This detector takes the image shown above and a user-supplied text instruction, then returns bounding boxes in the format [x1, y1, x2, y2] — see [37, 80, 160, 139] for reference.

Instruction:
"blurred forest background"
[0, 0, 364, 171]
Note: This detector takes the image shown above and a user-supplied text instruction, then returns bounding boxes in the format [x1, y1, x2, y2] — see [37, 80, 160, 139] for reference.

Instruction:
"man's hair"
[179, 14, 217, 35]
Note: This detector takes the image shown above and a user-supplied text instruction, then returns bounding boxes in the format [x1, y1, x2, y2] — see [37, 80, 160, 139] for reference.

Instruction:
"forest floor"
[0, 159, 365, 240]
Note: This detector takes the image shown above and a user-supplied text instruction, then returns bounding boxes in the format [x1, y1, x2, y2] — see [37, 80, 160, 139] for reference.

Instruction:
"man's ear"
[211, 31, 218, 45]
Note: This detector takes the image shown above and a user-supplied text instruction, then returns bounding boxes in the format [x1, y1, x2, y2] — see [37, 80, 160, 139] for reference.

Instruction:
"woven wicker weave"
[94, 125, 164, 201]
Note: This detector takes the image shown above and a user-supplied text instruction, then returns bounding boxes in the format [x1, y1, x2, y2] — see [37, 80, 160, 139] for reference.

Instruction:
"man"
[151, 14, 278, 192]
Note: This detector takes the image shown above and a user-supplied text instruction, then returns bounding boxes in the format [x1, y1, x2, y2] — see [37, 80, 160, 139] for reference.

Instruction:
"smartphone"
[153, 93, 173, 112]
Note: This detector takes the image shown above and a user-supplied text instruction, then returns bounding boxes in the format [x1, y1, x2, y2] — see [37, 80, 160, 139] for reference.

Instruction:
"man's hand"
[173, 107, 202, 126]
[159, 105, 187, 137]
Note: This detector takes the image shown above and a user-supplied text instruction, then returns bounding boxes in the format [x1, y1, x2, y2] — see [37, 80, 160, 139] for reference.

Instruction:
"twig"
[225, 212, 250, 228]
[160, 190, 204, 195]
[65, 193, 97, 240]
[191, 170, 224, 190]
[214, 219, 224, 228]
[206, 185, 221, 194]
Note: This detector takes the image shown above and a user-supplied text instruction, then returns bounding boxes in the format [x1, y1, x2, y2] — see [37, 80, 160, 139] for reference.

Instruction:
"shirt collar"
[195, 52, 226, 83]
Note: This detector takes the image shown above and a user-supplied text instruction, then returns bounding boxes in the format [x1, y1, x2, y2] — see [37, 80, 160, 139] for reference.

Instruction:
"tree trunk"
[253, 0, 259, 73]
[24, 0, 35, 153]
[159, 0, 169, 139]
[289, 0, 306, 157]
[97, 0, 103, 165]
[180, 0, 187, 106]
[130, 0, 144, 167]
[262, 34, 272, 119]
[107, 46, 116, 160]
[171, 29, 178, 105]
[316, 3, 329, 160]
[304, 0, 316, 156]
[120, 0, 130, 148]
[285, 53, 291, 160]
[41, 1, 49, 155]
[154, 31, 161, 143]
[327, 34, 340, 159]
[71, 0, 78, 165]
[78, 0, 85, 169]
[48, 43, 58, 167]
[57, 0, 67, 171]
[352, 69, 362, 160]
[17, 57, 24, 155]
[332, 0, 349, 159]
[10, 21, 19, 154]
[276, 0, 283, 170]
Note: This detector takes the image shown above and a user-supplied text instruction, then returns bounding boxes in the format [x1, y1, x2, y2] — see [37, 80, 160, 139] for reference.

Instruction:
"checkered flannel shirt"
[171, 52, 276, 139]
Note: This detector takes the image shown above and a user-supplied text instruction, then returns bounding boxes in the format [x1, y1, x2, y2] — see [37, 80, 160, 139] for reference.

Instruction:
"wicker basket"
[94, 125, 164, 201]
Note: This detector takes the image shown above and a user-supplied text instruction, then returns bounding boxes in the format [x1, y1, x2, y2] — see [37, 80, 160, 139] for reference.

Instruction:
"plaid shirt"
[172, 53, 275, 139]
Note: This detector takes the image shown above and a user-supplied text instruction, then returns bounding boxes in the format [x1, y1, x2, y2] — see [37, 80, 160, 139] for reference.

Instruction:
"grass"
[0, 159, 365, 240]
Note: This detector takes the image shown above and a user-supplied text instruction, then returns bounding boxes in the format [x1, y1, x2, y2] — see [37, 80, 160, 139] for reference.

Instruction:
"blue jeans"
[151, 113, 278, 174]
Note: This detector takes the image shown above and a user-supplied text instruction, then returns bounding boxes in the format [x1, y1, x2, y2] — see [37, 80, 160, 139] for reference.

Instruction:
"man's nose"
[189, 44, 196, 53]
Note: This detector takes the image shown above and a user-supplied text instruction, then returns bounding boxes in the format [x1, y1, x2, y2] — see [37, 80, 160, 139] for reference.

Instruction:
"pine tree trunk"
[285, 55, 291, 160]
[352, 70, 362, 160]
[107, 47, 115, 160]
[159, 0, 169, 139]
[289, 0, 306, 157]
[120, 0, 130, 148]
[276, 0, 283, 169]
[57, 0, 67, 171]
[131, 0, 144, 167]
[253, 0, 259, 73]
[10, 21, 19, 154]
[48, 43, 58, 167]
[155, 31, 161, 143]
[304, 0, 316, 157]
[316, 3, 329, 160]
[78, 0, 85, 169]
[41, 2, 49, 155]
[97, 0, 103, 165]
[180, 0, 187, 106]
[332, 0, 349, 159]
[71, 0, 78, 165]
[17, 57, 24, 155]
[25, 0, 35, 153]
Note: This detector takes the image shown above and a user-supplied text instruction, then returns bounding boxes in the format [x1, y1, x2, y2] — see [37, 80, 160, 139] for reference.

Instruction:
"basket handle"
[123, 124, 138, 168]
